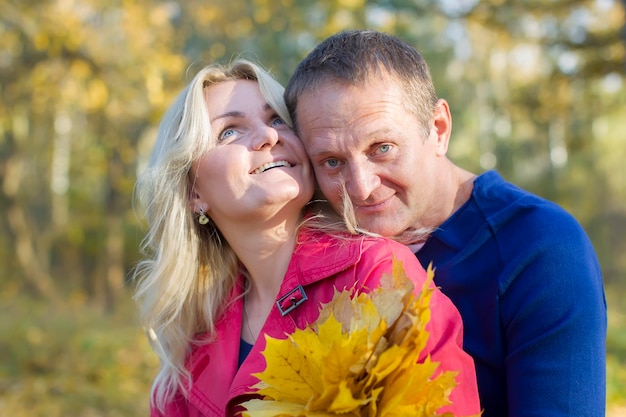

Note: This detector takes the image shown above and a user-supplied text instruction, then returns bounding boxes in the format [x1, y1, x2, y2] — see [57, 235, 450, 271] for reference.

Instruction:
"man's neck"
[406, 241, 426, 253]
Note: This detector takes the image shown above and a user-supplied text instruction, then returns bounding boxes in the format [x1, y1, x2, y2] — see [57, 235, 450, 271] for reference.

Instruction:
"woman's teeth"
[253, 160, 291, 174]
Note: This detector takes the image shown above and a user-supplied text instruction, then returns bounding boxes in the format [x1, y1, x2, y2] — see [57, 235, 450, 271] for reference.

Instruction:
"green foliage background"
[0, 0, 624, 415]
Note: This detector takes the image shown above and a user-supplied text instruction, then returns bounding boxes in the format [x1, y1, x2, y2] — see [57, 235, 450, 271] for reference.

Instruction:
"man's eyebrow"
[364, 127, 393, 139]
[307, 148, 334, 159]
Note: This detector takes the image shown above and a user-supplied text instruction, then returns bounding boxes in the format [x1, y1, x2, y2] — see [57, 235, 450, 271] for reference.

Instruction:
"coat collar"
[184, 229, 365, 416]
[287, 228, 363, 285]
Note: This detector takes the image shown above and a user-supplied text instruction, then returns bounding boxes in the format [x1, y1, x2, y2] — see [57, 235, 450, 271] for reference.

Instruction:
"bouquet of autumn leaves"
[241, 259, 477, 417]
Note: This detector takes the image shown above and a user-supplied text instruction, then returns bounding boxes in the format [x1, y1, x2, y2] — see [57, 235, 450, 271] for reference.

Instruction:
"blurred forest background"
[1, 0, 625, 415]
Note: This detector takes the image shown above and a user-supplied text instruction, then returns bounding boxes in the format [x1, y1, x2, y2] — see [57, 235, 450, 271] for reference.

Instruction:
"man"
[285, 29, 606, 417]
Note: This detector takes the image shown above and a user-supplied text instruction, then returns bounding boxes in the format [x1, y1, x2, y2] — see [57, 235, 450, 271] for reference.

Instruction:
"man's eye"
[376, 144, 392, 154]
[271, 117, 285, 127]
[323, 159, 340, 169]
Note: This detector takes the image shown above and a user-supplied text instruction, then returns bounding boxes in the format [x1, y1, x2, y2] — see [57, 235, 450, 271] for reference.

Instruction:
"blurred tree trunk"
[6, 203, 61, 304]
[96, 155, 127, 313]
[3, 108, 62, 305]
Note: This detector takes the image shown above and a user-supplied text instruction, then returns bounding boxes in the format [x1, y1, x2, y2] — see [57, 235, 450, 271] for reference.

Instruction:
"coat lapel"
[183, 230, 365, 416]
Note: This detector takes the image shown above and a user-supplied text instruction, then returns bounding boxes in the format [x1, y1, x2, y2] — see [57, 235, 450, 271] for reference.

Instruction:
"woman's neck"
[234, 221, 300, 344]
[228, 219, 301, 302]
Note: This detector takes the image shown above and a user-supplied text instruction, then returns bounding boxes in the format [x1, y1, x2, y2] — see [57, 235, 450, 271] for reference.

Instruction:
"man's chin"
[358, 219, 432, 243]
[393, 227, 433, 244]
[356, 220, 402, 239]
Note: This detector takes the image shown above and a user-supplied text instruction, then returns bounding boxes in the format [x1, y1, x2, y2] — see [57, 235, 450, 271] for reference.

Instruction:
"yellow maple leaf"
[241, 259, 477, 417]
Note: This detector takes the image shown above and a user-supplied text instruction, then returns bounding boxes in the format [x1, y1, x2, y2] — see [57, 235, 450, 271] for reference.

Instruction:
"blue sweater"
[416, 171, 606, 417]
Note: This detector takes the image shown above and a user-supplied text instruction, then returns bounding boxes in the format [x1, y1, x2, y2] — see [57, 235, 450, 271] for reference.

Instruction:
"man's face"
[295, 74, 449, 239]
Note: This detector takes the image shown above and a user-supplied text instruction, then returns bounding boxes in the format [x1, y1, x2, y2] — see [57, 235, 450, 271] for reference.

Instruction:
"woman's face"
[190, 79, 314, 228]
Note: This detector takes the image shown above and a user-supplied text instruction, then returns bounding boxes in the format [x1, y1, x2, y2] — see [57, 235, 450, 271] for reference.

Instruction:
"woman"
[133, 59, 480, 417]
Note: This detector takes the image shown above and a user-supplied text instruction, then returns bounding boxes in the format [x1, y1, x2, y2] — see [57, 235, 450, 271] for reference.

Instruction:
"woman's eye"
[218, 128, 236, 142]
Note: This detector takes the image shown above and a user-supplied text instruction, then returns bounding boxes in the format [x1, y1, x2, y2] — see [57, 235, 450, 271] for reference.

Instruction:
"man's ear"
[432, 98, 452, 156]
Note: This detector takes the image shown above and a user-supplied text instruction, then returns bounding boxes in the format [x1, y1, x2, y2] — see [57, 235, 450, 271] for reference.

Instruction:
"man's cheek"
[320, 178, 342, 202]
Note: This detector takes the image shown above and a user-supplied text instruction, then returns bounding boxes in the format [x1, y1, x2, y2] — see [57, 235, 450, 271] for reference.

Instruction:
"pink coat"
[152, 230, 480, 417]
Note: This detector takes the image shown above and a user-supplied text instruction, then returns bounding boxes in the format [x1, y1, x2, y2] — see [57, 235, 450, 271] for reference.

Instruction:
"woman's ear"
[188, 189, 207, 214]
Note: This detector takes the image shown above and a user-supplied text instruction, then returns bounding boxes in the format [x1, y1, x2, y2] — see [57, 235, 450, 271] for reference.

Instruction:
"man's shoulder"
[472, 171, 593, 253]
[474, 170, 545, 205]
[474, 170, 578, 224]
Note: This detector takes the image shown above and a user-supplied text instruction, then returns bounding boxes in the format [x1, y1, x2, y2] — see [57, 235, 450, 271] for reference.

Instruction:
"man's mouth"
[354, 196, 393, 212]
[252, 160, 292, 174]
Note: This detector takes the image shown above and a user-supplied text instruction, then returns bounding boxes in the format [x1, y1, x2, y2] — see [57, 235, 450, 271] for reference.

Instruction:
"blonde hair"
[132, 59, 306, 410]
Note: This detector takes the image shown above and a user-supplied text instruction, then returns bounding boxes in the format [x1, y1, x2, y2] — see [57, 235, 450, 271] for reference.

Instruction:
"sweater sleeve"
[417, 172, 607, 417]
[356, 239, 481, 417]
[498, 210, 606, 417]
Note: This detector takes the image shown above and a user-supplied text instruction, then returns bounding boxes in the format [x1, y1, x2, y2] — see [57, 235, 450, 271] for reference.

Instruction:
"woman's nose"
[251, 125, 280, 150]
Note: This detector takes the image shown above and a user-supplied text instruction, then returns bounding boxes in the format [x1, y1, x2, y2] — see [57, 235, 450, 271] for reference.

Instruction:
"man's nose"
[345, 161, 380, 202]
[251, 125, 280, 150]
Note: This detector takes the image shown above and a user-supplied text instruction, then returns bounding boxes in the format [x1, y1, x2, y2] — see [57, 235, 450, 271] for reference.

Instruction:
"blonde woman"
[133, 59, 480, 417]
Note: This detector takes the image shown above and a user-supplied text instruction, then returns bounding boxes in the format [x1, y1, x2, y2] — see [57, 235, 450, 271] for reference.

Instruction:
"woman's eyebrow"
[211, 111, 245, 123]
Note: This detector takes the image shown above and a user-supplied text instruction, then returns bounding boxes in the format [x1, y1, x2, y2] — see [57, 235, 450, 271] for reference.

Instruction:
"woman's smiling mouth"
[252, 160, 292, 174]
